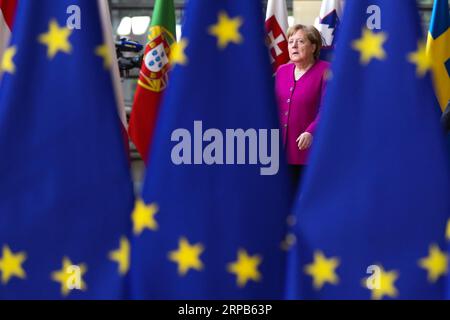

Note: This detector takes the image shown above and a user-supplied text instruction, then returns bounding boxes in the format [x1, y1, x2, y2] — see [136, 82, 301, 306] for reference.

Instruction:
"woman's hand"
[296, 132, 313, 150]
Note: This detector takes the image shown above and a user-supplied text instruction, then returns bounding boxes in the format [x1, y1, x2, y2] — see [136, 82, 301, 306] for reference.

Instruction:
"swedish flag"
[0, 1, 134, 299]
[286, 0, 450, 300]
[130, 0, 292, 299]
[427, 0, 450, 111]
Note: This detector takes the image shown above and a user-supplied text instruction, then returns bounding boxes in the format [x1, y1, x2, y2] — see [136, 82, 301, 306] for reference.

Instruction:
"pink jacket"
[275, 60, 329, 165]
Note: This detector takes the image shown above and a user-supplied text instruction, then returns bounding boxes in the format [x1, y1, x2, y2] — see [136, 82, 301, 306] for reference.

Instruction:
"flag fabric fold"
[98, 0, 130, 157]
[287, 0, 450, 300]
[98, 0, 128, 130]
[0, 0, 134, 299]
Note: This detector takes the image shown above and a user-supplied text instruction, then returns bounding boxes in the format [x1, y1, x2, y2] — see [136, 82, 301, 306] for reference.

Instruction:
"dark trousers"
[442, 101, 450, 132]
[289, 165, 306, 191]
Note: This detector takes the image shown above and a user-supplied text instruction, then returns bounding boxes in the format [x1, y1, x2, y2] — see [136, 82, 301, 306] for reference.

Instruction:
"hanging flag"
[0, 0, 17, 70]
[130, 0, 293, 299]
[286, 0, 450, 300]
[265, 0, 289, 73]
[426, 4, 450, 298]
[426, 0, 450, 112]
[0, 0, 135, 299]
[428, 0, 450, 300]
[314, 0, 344, 61]
[128, 0, 176, 163]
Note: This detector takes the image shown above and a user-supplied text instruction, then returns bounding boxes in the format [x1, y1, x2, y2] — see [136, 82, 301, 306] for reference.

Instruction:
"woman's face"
[288, 30, 316, 63]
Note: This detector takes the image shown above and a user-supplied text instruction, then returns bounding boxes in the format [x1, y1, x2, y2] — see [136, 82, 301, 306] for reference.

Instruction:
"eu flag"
[130, 0, 292, 299]
[286, 0, 450, 299]
[0, 1, 134, 299]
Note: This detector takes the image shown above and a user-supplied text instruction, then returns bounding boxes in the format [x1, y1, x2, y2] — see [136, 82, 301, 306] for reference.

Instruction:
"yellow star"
[446, 219, 450, 242]
[324, 69, 333, 81]
[304, 251, 340, 290]
[51, 257, 87, 297]
[170, 38, 188, 66]
[168, 237, 204, 276]
[0, 245, 27, 284]
[408, 41, 432, 77]
[362, 265, 399, 300]
[352, 28, 388, 65]
[280, 233, 297, 251]
[1, 46, 17, 74]
[132, 199, 159, 236]
[418, 244, 448, 283]
[109, 236, 130, 276]
[95, 44, 112, 69]
[227, 249, 262, 288]
[38, 19, 73, 59]
[208, 11, 243, 49]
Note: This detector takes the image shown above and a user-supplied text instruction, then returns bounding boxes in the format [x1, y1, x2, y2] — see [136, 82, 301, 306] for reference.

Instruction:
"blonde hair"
[287, 24, 323, 60]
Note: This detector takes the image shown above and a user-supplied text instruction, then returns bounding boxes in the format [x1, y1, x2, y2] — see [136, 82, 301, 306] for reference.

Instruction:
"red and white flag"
[0, 0, 17, 60]
[265, 0, 289, 73]
[314, 0, 344, 48]
[314, 0, 344, 61]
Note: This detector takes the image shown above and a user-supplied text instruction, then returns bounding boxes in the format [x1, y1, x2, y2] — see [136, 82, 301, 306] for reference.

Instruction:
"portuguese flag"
[129, 0, 176, 163]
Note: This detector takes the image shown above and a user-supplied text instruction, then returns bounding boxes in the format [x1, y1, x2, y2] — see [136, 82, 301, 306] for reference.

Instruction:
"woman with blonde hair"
[275, 24, 330, 187]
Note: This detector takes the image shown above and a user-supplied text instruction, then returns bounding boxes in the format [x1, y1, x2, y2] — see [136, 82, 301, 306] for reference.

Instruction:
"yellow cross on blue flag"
[286, 0, 450, 300]
[130, 0, 293, 299]
[426, 0, 450, 111]
[0, 0, 134, 299]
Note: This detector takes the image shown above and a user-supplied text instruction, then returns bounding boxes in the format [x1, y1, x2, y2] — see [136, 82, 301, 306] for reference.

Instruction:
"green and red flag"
[129, 0, 176, 162]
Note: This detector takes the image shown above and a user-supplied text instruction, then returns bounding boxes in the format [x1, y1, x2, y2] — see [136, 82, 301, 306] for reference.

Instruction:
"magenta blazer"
[275, 60, 329, 165]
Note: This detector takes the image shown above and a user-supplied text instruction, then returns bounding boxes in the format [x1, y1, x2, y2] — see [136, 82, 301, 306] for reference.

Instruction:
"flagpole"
[98, 0, 128, 129]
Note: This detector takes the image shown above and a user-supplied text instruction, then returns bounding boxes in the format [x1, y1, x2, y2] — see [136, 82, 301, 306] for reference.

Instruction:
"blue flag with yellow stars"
[286, 0, 450, 300]
[130, 0, 293, 299]
[0, 0, 134, 299]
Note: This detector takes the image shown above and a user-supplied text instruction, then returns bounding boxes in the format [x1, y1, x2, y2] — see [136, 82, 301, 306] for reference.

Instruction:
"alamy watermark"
[366, 5, 381, 30]
[66, 265, 82, 291]
[170, 121, 280, 176]
[66, 5, 81, 30]
[366, 265, 382, 290]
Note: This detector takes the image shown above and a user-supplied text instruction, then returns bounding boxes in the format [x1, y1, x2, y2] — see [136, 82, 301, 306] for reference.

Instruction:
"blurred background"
[108, 0, 439, 190]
